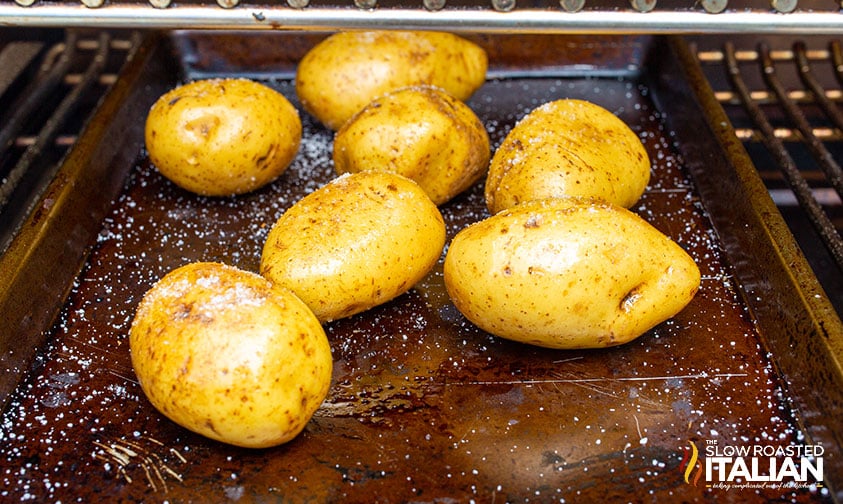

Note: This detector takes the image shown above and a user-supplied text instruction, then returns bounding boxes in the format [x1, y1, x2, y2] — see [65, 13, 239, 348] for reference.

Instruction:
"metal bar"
[794, 40, 843, 141]
[761, 168, 843, 184]
[714, 89, 843, 104]
[0, 32, 110, 214]
[732, 126, 843, 141]
[759, 42, 843, 200]
[698, 47, 832, 62]
[0, 35, 75, 169]
[3, 6, 843, 33]
[0, 41, 44, 100]
[724, 41, 843, 268]
[769, 187, 843, 205]
[831, 39, 843, 89]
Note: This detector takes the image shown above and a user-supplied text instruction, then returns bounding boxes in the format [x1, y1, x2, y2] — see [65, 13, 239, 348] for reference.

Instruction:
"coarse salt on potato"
[129, 262, 332, 448]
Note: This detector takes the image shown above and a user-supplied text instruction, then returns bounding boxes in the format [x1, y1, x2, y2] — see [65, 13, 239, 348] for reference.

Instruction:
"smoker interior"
[0, 30, 842, 502]
[690, 34, 843, 316]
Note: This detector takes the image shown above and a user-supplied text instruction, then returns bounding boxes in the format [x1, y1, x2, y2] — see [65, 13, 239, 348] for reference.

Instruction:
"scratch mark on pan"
[108, 370, 140, 385]
[554, 372, 625, 399]
[67, 336, 123, 358]
[445, 373, 748, 386]
[551, 356, 585, 364]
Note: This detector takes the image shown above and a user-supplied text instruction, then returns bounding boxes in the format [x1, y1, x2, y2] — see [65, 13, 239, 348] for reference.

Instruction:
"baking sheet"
[0, 32, 837, 502]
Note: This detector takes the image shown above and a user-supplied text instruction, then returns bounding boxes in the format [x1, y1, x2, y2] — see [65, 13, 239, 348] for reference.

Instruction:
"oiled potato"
[443, 198, 700, 349]
[333, 85, 490, 205]
[261, 171, 446, 322]
[485, 99, 650, 214]
[296, 31, 488, 130]
[129, 262, 332, 449]
[145, 78, 301, 196]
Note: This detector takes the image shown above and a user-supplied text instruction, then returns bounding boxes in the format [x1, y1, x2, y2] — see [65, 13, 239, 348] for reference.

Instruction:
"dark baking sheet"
[0, 32, 840, 502]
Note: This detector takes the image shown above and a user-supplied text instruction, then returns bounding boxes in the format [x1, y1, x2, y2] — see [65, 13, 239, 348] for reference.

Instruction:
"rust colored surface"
[0, 33, 834, 502]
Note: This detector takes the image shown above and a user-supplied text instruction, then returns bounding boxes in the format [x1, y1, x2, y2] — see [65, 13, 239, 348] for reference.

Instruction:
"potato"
[260, 171, 446, 322]
[295, 31, 488, 130]
[333, 85, 491, 206]
[145, 78, 301, 196]
[485, 99, 650, 214]
[129, 262, 332, 449]
[443, 197, 700, 349]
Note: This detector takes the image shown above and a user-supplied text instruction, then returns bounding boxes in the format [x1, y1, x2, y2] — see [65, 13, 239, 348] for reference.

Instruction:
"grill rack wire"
[3, 0, 843, 33]
[693, 38, 843, 313]
[0, 30, 140, 255]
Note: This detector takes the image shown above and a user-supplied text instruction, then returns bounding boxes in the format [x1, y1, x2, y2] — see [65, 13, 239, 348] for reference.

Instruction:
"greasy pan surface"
[0, 33, 837, 502]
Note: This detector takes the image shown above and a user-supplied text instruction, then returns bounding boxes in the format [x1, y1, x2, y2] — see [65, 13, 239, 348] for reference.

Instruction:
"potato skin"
[144, 78, 302, 196]
[129, 262, 332, 449]
[260, 171, 446, 322]
[333, 85, 490, 206]
[443, 198, 700, 349]
[296, 31, 488, 130]
[485, 99, 650, 214]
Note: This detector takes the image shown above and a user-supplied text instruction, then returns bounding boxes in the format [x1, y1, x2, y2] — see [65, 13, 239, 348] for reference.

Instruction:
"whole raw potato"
[295, 31, 488, 130]
[260, 171, 446, 322]
[333, 85, 491, 205]
[129, 262, 332, 448]
[485, 99, 650, 214]
[443, 198, 700, 349]
[144, 78, 302, 196]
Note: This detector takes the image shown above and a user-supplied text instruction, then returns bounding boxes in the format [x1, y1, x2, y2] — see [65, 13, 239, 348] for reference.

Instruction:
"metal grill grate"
[692, 35, 843, 314]
[0, 29, 140, 255]
[2, 0, 843, 33]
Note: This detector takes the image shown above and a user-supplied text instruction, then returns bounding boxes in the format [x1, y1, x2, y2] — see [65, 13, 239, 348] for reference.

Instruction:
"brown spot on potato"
[173, 303, 193, 320]
[179, 356, 191, 376]
[255, 143, 278, 171]
[205, 418, 219, 435]
[620, 284, 643, 312]
[185, 115, 220, 140]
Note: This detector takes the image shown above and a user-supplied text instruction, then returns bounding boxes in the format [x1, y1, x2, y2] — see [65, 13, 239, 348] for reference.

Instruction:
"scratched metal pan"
[0, 32, 841, 502]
